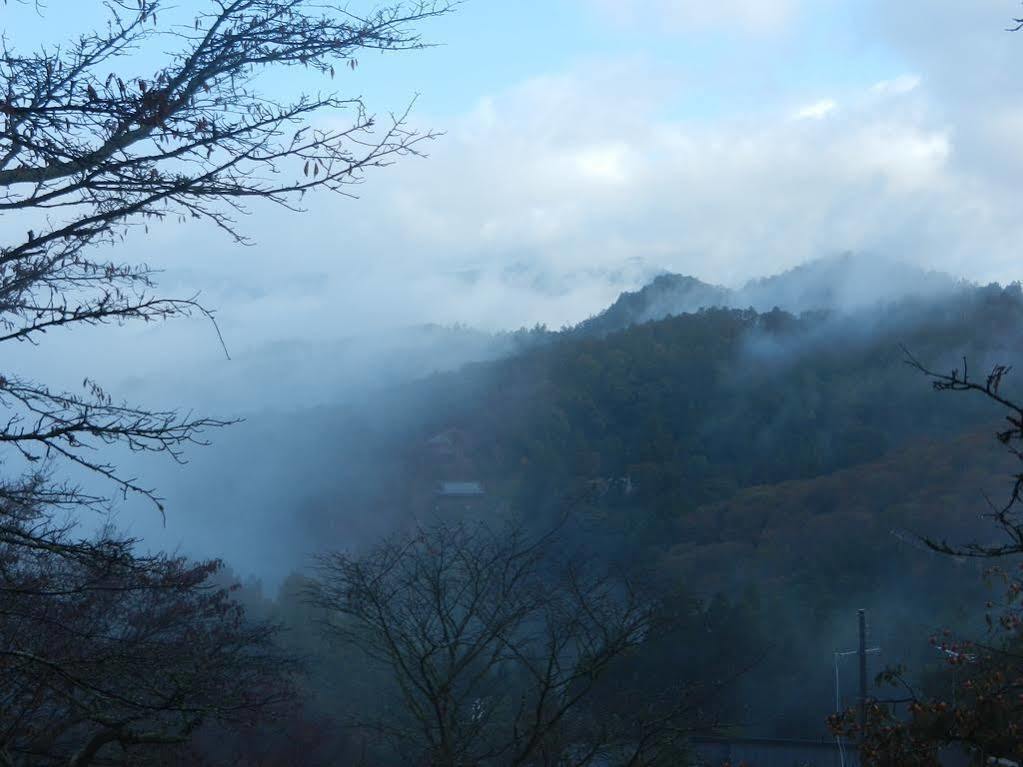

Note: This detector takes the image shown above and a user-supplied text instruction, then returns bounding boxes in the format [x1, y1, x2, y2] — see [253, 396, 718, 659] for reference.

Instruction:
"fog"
[72, 252, 1009, 589]
[6, 1, 1023, 761]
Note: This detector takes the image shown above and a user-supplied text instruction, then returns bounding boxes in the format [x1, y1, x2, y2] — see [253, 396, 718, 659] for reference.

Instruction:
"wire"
[834, 651, 846, 767]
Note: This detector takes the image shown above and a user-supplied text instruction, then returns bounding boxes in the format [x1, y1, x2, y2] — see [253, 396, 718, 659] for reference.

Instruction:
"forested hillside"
[404, 280, 1022, 536]
[207, 277, 1023, 747]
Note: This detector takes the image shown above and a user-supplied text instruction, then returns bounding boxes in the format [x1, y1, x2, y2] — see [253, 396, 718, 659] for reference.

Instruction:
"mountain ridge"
[574, 253, 969, 336]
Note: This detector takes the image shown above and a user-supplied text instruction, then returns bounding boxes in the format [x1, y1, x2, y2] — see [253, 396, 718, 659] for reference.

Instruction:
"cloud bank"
[7, 0, 1023, 445]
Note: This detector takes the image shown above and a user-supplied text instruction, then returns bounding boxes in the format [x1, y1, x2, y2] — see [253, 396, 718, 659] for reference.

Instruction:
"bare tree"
[0, 1, 451, 761]
[0, 476, 298, 766]
[0, 0, 451, 509]
[307, 521, 709, 767]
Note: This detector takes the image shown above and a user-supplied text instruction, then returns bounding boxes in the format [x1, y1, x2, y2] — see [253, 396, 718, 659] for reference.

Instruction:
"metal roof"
[435, 481, 485, 497]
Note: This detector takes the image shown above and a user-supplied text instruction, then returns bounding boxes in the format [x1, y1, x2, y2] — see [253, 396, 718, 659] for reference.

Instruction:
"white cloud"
[77, 49, 1014, 362]
[573, 143, 634, 183]
[352, 61, 984, 297]
[794, 99, 837, 120]
[871, 74, 921, 96]
[20, 2, 1023, 397]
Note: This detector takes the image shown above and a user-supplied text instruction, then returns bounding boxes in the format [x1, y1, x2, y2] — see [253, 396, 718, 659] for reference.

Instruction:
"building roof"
[435, 481, 485, 497]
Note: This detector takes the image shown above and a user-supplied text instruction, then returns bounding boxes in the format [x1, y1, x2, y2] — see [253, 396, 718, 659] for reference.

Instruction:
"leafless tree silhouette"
[308, 521, 710, 767]
[0, 2, 451, 761]
[0, 0, 450, 509]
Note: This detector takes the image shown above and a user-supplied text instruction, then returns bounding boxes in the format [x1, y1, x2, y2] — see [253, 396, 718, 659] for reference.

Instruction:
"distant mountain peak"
[574, 253, 966, 335]
[736, 253, 963, 314]
[574, 273, 730, 336]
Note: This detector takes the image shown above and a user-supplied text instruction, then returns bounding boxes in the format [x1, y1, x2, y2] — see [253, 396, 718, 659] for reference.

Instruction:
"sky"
[6, 1, 1023, 566]
[7, 0, 1023, 359]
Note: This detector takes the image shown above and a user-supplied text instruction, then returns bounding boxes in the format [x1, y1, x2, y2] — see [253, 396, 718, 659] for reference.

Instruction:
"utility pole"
[834, 608, 880, 762]
[858, 608, 868, 739]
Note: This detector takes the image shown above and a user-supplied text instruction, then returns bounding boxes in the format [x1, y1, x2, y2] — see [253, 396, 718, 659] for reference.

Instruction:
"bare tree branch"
[902, 346, 1023, 558]
[0, 0, 451, 506]
[307, 521, 710, 766]
[0, 480, 298, 766]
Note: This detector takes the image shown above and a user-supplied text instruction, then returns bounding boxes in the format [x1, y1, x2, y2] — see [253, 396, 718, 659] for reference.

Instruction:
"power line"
[833, 609, 881, 767]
